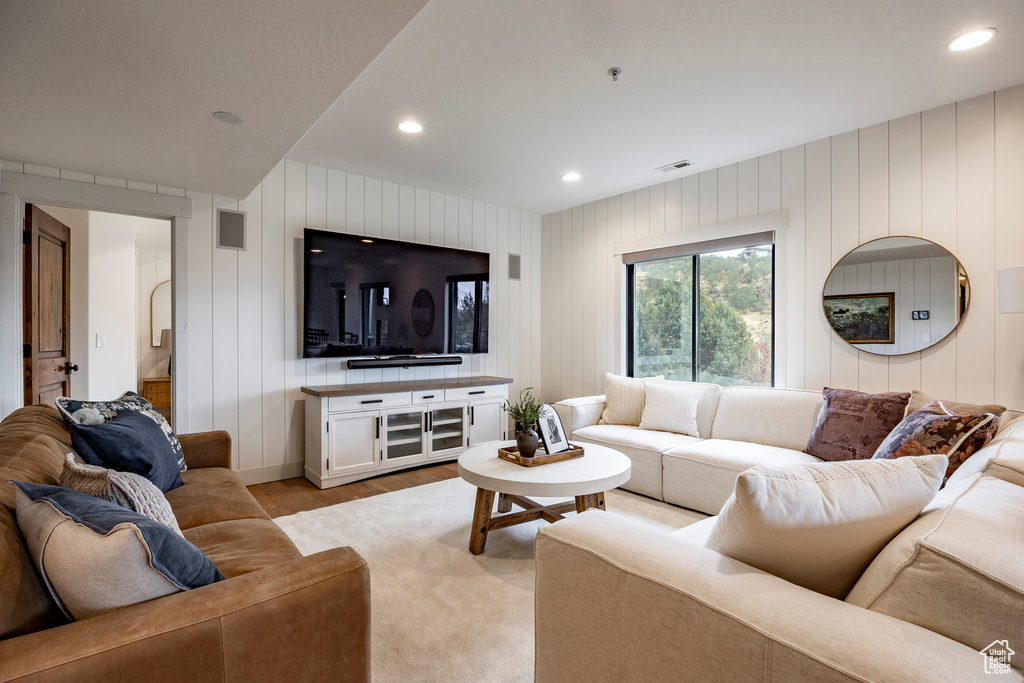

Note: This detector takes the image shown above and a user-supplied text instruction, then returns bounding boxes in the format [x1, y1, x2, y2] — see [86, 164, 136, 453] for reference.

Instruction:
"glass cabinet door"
[430, 405, 466, 457]
[384, 409, 426, 463]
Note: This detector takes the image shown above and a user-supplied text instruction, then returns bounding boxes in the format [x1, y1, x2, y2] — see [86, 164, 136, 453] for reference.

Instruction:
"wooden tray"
[497, 443, 584, 467]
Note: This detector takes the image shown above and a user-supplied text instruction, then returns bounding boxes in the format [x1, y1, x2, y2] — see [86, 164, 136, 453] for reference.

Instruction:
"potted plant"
[503, 387, 542, 457]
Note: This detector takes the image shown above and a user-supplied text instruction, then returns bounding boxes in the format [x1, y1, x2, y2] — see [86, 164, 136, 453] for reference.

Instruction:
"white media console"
[302, 376, 511, 489]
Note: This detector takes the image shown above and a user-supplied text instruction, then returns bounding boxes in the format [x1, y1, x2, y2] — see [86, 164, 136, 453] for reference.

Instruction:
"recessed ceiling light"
[361, 239, 374, 243]
[310, 249, 322, 253]
[949, 28, 996, 51]
[398, 121, 423, 133]
[561, 172, 581, 182]
[213, 111, 243, 124]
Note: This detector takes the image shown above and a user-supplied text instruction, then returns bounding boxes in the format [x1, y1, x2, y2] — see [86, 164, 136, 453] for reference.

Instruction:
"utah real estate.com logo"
[981, 640, 1015, 675]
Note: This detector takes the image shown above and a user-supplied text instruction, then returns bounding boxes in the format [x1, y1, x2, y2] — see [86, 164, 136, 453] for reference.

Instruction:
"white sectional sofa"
[555, 384, 827, 514]
[540, 390, 1024, 681]
[556, 384, 1020, 515]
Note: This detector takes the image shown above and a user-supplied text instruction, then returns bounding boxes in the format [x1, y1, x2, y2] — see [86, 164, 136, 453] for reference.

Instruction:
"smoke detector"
[656, 159, 693, 173]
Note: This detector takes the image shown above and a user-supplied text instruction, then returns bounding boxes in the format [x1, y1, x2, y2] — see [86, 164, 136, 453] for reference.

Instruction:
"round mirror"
[823, 237, 969, 356]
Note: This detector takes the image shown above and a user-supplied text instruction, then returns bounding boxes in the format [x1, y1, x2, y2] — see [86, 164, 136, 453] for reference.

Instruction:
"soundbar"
[346, 355, 464, 370]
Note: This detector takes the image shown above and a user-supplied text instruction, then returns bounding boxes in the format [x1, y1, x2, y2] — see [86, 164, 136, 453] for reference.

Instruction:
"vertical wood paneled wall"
[0, 159, 542, 483]
[542, 85, 1024, 410]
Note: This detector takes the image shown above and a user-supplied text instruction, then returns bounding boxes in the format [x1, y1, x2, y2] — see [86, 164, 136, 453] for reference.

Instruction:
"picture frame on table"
[537, 403, 570, 454]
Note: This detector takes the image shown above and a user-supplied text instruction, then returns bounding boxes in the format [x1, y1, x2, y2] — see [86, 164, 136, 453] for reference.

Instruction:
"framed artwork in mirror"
[823, 293, 895, 344]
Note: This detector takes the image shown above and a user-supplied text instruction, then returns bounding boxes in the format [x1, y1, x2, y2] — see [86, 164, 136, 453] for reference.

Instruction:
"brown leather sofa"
[0, 405, 370, 682]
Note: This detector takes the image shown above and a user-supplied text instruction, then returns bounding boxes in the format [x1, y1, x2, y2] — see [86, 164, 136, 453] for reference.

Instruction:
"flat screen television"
[302, 229, 489, 359]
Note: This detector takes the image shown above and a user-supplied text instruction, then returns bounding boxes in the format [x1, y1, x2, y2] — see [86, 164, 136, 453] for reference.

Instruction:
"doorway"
[23, 204, 173, 421]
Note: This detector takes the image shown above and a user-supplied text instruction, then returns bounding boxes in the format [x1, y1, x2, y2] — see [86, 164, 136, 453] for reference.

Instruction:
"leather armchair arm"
[0, 547, 370, 683]
[178, 430, 232, 469]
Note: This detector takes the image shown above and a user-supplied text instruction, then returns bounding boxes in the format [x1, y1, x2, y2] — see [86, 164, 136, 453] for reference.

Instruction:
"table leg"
[497, 492, 513, 513]
[470, 488, 496, 555]
[575, 493, 606, 513]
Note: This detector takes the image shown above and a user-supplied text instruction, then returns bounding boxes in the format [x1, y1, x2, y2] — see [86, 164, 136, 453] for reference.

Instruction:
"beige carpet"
[274, 477, 705, 683]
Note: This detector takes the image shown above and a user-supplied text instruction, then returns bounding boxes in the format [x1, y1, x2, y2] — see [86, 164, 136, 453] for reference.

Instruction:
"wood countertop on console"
[300, 375, 513, 398]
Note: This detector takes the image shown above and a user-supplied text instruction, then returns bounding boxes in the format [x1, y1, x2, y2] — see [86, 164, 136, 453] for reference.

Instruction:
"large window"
[448, 276, 489, 354]
[627, 234, 774, 386]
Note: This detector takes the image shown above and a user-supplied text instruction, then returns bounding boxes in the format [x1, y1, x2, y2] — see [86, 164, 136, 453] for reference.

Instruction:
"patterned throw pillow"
[55, 392, 185, 472]
[804, 388, 910, 462]
[59, 454, 182, 535]
[872, 401, 1000, 479]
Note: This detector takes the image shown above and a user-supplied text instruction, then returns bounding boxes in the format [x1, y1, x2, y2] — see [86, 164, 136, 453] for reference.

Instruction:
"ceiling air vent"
[655, 159, 693, 173]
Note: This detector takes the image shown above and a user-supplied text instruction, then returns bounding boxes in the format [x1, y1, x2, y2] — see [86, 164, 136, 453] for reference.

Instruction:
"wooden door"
[24, 205, 74, 407]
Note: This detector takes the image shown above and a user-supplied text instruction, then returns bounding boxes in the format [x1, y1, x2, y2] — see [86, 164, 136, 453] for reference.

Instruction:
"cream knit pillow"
[59, 454, 182, 535]
[599, 373, 663, 426]
[639, 381, 701, 437]
[706, 454, 947, 599]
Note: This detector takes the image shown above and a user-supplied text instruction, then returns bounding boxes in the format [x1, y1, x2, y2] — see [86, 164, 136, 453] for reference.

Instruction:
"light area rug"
[274, 477, 706, 683]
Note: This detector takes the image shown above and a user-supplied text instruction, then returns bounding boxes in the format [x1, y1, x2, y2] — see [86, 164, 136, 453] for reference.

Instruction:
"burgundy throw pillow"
[872, 400, 1000, 479]
[804, 388, 910, 462]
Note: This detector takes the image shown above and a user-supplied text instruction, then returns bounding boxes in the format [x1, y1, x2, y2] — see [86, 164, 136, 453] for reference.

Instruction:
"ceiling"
[290, 0, 1024, 215]
[1, 2, 1022, 213]
[0, 0, 428, 198]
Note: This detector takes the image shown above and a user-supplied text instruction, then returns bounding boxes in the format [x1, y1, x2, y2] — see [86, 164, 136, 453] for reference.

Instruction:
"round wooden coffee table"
[457, 440, 631, 555]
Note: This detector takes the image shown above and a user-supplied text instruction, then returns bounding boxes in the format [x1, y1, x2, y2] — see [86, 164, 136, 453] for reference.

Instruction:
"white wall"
[542, 84, 1024, 410]
[824, 256, 958, 355]
[86, 212, 137, 398]
[0, 160, 543, 483]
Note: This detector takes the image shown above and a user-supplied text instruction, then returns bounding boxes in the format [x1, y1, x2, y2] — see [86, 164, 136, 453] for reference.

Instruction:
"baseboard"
[237, 460, 305, 486]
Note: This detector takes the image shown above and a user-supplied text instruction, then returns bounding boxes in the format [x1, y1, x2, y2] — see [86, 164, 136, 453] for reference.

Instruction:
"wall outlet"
[921, 334, 929, 343]
[95, 333, 106, 348]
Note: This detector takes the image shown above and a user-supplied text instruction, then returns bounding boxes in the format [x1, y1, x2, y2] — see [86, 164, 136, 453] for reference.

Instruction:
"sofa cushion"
[57, 391, 185, 471]
[709, 386, 822, 451]
[14, 482, 224, 621]
[846, 474, 1024, 655]
[572, 425, 698, 500]
[706, 455, 946, 598]
[183, 518, 302, 578]
[599, 373, 663, 426]
[946, 426, 1024, 488]
[59, 454, 182, 534]
[669, 516, 717, 545]
[165, 467, 271, 531]
[872, 401, 999, 479]
[0, 430, 68, 638]
[639, 381, 700, 436]
[804, 388, 910, 461]
[905, 389, 1005, 418]
[662, 440, 821, 515]
[652, 380, 723, 439]
[70, 410, 184, 492]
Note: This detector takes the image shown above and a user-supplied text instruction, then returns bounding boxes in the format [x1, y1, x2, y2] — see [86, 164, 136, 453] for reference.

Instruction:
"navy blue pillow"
[13, 481, 223, 590]
[70, 410, 184, 492]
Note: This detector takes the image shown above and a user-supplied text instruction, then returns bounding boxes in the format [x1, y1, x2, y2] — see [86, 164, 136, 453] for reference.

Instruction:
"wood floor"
[247, 462, 460, 518]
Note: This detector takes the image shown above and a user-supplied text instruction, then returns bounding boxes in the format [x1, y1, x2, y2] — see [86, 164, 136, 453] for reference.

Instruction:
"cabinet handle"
[428, 412, 433, 431]
[471, 406, 475, 425]
[469, 390, 485, 395]
[376, 417, 380, 439]
[422, 394, 434, 399]
[361, 399, 383, 404]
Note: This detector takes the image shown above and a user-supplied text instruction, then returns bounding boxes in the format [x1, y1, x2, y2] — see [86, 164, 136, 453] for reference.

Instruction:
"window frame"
[626, 237, 776, 386]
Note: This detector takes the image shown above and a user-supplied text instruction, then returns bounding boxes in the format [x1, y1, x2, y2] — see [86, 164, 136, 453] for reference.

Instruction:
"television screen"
[302, 229, 489, 359]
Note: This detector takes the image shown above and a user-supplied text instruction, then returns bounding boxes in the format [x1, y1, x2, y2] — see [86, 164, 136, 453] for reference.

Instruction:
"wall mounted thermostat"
[912, 310, 930, 320]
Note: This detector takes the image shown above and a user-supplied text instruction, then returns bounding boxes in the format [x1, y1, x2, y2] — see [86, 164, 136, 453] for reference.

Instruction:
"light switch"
[96, 333, 106, 348]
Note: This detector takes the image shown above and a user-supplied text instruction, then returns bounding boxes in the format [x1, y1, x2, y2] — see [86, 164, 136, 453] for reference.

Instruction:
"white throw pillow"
[599, 373, 663, 427]
[705, 454, 947, 599]
[639, 381, 701, 437]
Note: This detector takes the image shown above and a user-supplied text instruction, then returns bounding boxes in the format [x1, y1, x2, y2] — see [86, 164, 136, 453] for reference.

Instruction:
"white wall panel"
[540, 84, 1024, 409]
